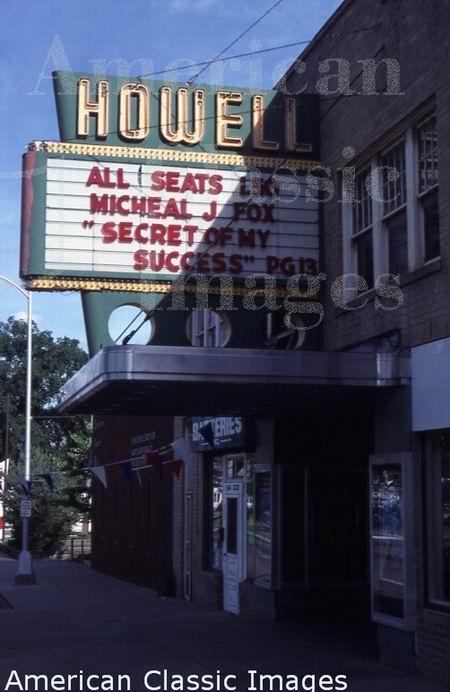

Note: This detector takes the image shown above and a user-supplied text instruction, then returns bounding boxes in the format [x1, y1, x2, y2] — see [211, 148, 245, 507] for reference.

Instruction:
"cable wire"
[187, 0, 285, 85]
[139, 39, 311, 78]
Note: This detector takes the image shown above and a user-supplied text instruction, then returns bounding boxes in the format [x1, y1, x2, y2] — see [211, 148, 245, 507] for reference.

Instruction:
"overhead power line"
[139, 40, 311, 79]
[187, 0, 285, 85]
[113, 0, 289, 344]
[46, 10, 380, 346]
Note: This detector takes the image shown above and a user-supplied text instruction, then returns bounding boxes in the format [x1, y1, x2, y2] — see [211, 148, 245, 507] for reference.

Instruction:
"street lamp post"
[0, 276, 35, 585]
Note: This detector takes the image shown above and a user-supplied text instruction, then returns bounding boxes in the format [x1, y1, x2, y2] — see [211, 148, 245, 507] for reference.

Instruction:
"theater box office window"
[191, 417, 274, 615]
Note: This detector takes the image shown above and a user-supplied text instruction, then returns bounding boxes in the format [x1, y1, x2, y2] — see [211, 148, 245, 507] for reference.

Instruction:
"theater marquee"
[20, 71, 320, 292]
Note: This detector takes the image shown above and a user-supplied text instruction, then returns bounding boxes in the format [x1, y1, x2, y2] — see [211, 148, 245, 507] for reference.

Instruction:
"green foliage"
[0, 317, 89, 461]
[2, 448, 80, 556]
[0, 317, 91, 556]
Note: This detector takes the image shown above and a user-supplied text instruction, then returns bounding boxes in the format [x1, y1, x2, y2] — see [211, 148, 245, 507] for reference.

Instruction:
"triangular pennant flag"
[91, 466, 108, 489]
[146, 451, 159, 466]
[171, 438, 188, 462]
[199, 422, 214, 448]
[170, 459, 183, 479]
[39, 473, 54, 492]
[13, 473, 32, 496]
[120, 460, 133, 482]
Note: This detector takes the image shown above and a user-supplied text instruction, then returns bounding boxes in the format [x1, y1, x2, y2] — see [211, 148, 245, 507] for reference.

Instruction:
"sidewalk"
[0, 557, 447, 692]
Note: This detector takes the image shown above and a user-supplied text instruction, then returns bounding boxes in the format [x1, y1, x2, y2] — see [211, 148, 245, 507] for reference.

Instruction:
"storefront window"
[226, 454, 245, 479]
[281, 465, 305, 583]
[428, 431, 450, 604]
[247, 466, 272, 587]
[210, 457, 223, 570]
[209, 453, 271, 587]
[371, 463, 405, 620]
[247, 461, 255, 579]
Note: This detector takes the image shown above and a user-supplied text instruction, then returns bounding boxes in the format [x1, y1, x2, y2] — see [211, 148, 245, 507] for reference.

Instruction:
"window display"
[370, 453, 414, 628]
[428, 430, 450, 604]
[371, 464, 404, 619]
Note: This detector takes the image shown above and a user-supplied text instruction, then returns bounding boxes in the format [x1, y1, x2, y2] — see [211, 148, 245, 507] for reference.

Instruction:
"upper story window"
[418, 115, 438, 192]
[186, 309, 231, 347]
[352, 166, 374, 288]
[417, 115, 440, 262]
[381, 140, 408, 276]
[382, 140, 407, 215]
[343, 109, 440, 299]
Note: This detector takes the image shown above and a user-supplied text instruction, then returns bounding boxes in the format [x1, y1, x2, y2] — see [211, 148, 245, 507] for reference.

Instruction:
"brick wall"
[91, 415, 174, 594]
[284, 0, 450, 682]
[285, 0, 450, 352]
[416, 610, 450, 683]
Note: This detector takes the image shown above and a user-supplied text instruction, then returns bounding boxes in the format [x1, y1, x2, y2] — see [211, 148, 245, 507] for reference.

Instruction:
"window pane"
[282, 465, 305, 582]
[386, 208, 408, 275]
[227, 455, 245, 479]
[247, 459, 255, 580]
[211, 458, 223, 569]
[422, 189, 440, 261]
[353, 167, 373, 233]
[442, 458, 450, 601]
[429, 431, 450, 603]
[254, 471, 272, 585]
[186, 310, 231, 347]
[353, 231, 374, 288]
[418, 116, 438, 193]
[226, 497, 238, 555]
[382, 141, 407, 215]
[371, 464, 404, 619]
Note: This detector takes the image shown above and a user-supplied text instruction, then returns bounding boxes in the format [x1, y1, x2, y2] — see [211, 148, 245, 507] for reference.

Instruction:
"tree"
[0, 317, 89, 457]
[0, 317, 90, 555]
[2, 448, 79, 556]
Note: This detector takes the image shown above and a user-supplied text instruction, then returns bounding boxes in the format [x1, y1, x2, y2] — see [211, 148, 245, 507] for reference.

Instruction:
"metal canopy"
[58, 345, 411, 416]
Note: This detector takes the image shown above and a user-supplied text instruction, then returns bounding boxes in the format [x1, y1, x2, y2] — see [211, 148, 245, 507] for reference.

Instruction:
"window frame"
[186, 309, 231, 348]
[369, 452, 416, 631]
[416, 113, 440, 264]
[425, 431, 450, 611]
[342, 112, 439, 303]
[380, 137, 409, 278]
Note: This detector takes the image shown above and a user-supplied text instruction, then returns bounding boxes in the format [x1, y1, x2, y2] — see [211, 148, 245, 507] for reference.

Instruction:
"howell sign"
[20, 72, 320, 292]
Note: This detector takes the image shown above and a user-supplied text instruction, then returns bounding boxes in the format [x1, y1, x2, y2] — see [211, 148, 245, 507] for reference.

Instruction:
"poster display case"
[369, 453, 415, 629]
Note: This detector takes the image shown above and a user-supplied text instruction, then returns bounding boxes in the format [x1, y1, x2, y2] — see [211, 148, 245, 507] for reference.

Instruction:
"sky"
[0, 0, 342, 351]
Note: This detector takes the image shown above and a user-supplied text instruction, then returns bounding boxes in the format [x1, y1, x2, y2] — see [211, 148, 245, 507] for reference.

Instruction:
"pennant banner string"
[8, 438, 191, 484]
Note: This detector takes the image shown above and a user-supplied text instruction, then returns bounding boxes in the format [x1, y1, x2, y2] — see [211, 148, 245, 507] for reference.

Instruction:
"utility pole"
[0, 276, 35, 585]
[5, 393, 10, 460]
[1, 394, 10, 543]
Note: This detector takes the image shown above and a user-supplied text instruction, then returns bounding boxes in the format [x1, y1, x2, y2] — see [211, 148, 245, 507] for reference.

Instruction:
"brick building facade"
[167, 0, 450, 683]
[91, 415, 175, 595]
[281, 0, 450, 682]
[56, 0, 450, 685]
